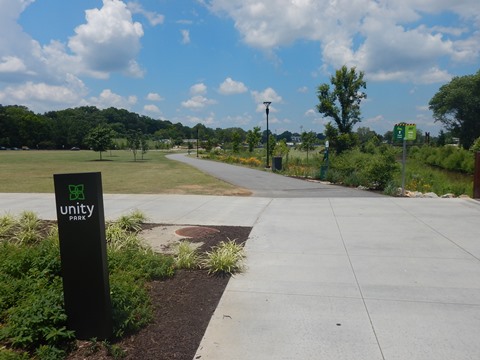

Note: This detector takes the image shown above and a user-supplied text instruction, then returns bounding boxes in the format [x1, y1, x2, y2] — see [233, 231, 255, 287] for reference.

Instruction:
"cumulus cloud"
[0, 0, 148, 113]
[146, 92, 164, 101]
[0, 74, 88, 112]
[251, 87, 282, 112]
[190, 83, 207, 95]
[68, 0, 144, 77]
[143, 104, 162, 116]
[185, 113, 216, 126]
[87, 89, 137, 110]
[127, 2, 165, 26]
[181, 95, 217, 109]
[218, 77, 248, 95]
[204, 0, 480, 84]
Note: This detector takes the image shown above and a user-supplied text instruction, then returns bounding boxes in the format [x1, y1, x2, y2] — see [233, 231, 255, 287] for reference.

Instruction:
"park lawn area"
[0, 150, 247, 195]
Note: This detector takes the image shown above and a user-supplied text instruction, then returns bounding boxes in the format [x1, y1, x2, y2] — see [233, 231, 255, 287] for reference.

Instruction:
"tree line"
[1, 67, 478, 152]
[0, 104, 312, 151]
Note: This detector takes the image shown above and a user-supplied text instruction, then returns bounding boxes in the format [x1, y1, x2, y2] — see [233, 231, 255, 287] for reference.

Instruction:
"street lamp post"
[263, 101, 271, 168]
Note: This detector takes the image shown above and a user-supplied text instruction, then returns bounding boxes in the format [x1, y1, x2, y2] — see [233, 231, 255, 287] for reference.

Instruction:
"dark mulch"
[67, 225, 252, 360]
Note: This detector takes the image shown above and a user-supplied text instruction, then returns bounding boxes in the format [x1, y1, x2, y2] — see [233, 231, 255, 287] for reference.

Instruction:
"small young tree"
[232, 131, 241, 153]
[140, 135, 149, 160]
[300, 131, 317, 161]
[84, 125, 114, 160]
[246, 126, 262, 152]
[127, 130, 142, 161]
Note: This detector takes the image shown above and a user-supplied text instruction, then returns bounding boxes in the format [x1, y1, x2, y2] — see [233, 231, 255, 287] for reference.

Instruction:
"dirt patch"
[67, 225, 252, 360]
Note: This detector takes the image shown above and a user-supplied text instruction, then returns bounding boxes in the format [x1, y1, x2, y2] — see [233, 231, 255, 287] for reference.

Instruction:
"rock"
[423, 192, 439, 198]
[459, 194, 471, 199]
[441, 193, 455, 198]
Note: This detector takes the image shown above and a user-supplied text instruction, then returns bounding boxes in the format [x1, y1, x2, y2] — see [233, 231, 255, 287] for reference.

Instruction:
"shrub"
[0, 211, 175, 358]
[327, 147, 399, 190]
[109, 272, 152, 338]
[0, 277, 74, 352]
[410, 145, 474, 174]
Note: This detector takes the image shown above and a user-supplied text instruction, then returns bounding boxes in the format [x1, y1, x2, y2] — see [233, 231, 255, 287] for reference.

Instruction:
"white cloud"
[127, 2, 165, 26]
[219, 77, 248, 95]
[181, 95, 217, 109]
[88, 89, 137, 110]
[68, 0, 144, 77]
[143, 104, 162, 116]
[181, 29, 191, 44]
[185, 113, 216, 126]
[0, 74, 88, 112]
[297, 86, 308, 93]
[146, 92, 164, 101]
[251, 87, 282, 112]
[205, 0, 480, 84]
[190, 83, 207, 95]
[304, 109, 316, 117]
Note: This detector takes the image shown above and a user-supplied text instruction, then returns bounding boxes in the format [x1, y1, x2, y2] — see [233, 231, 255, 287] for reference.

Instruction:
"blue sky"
[1, 0, 479, 136]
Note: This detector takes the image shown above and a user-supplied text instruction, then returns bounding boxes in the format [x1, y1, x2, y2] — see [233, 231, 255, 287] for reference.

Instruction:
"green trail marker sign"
[393, 123, 417, 141]
[53, 172, 112, 340]
[393, 123, 416, 196]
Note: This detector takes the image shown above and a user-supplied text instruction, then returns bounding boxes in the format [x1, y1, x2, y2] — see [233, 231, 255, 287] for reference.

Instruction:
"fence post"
[474, 152, 480, 199]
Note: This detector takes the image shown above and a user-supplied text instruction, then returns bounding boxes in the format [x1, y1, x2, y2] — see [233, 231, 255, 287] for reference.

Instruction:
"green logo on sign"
[68, 184, 85, 201]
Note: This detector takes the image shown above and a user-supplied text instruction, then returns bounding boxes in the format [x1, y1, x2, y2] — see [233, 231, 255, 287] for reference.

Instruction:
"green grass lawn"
[0, 150, 248, 195]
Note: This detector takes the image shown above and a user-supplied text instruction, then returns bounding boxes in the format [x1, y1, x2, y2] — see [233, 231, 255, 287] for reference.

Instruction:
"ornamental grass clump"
[116, 209, 147, 233]
[174, 241, 200, 270]
[202, 239, 246, 276]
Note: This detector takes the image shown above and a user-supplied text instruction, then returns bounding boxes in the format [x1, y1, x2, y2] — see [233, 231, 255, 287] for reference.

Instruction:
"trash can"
[272, 156, 282, 171]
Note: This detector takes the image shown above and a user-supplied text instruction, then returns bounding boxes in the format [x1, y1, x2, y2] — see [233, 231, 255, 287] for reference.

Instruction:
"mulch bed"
[67, 225, 252, 360]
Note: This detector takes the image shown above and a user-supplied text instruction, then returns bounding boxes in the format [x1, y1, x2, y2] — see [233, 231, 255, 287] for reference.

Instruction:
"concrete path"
[167, 153, 384, 198]
[1, 156, 480, 360]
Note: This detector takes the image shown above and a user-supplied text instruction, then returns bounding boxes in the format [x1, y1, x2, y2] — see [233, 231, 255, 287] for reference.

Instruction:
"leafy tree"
[356, 127, 378, 145]
[300, 131, 317, 161]
[140, 135, 149, 160]
[274, 139, 290, 157]
[246, 126, 262, 152]
[127, 130, 142, 161]
[316, 65, 367, 134]
[268, 134, 276, 160]
[324, 122, 358, 154]
[84, 125, 114, 160]
[429, 70, 480, 149]
[471, 136, 480, 152]
[232, 131, 241, 153]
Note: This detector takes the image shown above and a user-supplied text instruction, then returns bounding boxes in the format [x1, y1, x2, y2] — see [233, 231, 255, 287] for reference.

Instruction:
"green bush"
[0, 277, 74, 352]
[327, 147, 399, 190]
[109, 272, 152, 338]
[0, 211, 175, 358]
[410, 145, 474, 174]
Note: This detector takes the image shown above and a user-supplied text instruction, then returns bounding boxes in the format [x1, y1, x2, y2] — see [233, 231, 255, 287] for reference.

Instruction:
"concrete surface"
[1, 193, 480, 360]
[167, 153, 385, 198]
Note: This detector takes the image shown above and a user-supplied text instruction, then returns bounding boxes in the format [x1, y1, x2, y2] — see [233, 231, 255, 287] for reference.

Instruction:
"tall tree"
[429, 70, 480, 149]
[316, 65, 367, 134]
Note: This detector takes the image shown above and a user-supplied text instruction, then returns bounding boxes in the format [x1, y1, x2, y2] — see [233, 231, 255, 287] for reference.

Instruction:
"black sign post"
[53, 172, 112, 340]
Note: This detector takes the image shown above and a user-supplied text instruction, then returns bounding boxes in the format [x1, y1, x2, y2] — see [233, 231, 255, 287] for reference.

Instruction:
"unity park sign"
[54, 172, 112, 340]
